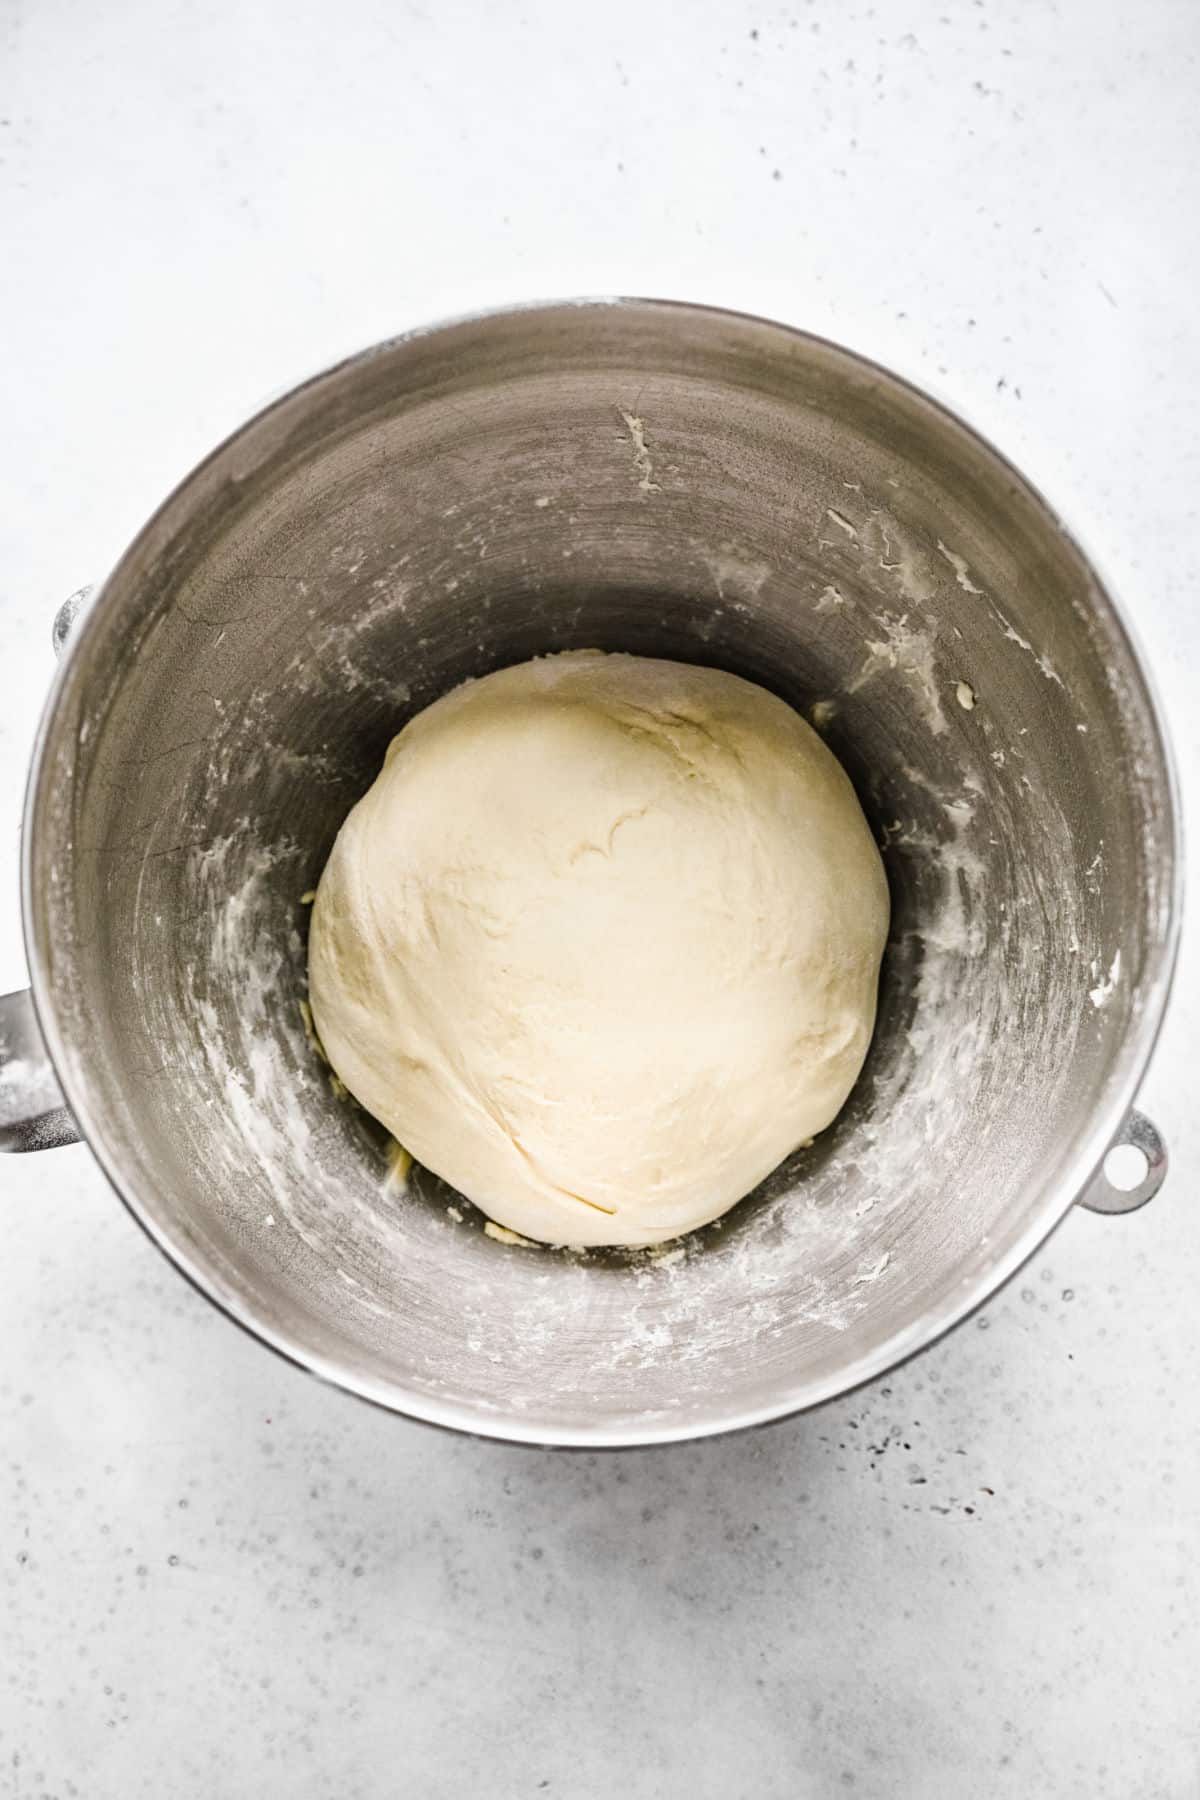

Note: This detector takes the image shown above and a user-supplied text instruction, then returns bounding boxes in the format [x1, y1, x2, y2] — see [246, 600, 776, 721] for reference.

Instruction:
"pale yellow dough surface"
[308, 652, 889, 1247]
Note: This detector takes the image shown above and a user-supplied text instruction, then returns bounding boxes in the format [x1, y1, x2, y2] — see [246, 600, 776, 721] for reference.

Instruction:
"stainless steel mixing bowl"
[0, 300, 1181, 1446]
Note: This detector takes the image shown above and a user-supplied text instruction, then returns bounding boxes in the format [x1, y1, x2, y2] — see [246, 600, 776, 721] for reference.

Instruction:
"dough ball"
[308, 652, 889, 1247]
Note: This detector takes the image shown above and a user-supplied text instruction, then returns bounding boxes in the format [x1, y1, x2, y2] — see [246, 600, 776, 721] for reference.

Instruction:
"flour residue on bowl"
[937, 536, 1065, 688]
[848, 612, 949, 736]
[142, 469, 1112, 1425]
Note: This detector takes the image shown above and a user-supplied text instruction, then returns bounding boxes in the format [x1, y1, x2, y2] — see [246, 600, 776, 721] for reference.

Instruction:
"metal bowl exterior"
[22, 300, 1181, 1446]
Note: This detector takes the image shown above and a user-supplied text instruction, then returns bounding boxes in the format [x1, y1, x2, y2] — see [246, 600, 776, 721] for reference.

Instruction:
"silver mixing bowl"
[0, 300, 1181, 1446]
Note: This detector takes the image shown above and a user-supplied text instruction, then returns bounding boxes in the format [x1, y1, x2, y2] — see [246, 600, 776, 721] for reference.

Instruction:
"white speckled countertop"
[2, 3, 1198, 1794]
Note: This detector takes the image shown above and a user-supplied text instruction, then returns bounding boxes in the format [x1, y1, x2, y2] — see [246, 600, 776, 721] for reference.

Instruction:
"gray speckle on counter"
[2, 0, 1199, 1795]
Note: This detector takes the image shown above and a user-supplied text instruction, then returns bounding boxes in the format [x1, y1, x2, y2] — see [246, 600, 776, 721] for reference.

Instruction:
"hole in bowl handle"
[0, 989, 80, 1153]
[1077, 1110, 1167, 1216]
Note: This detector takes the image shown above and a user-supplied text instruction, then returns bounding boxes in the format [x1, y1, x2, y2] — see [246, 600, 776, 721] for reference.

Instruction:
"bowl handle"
[0, 588, 100, 1153]
[1077, 1110, 1167, 1215]
[0, 989, 80, 1152]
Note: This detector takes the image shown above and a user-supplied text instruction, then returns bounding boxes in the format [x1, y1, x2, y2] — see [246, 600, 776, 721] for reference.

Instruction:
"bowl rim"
[22, 294, 1185, 1449]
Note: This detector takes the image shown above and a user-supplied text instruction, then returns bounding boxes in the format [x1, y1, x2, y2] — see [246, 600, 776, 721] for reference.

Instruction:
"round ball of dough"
[309, 652, 889, 1248]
